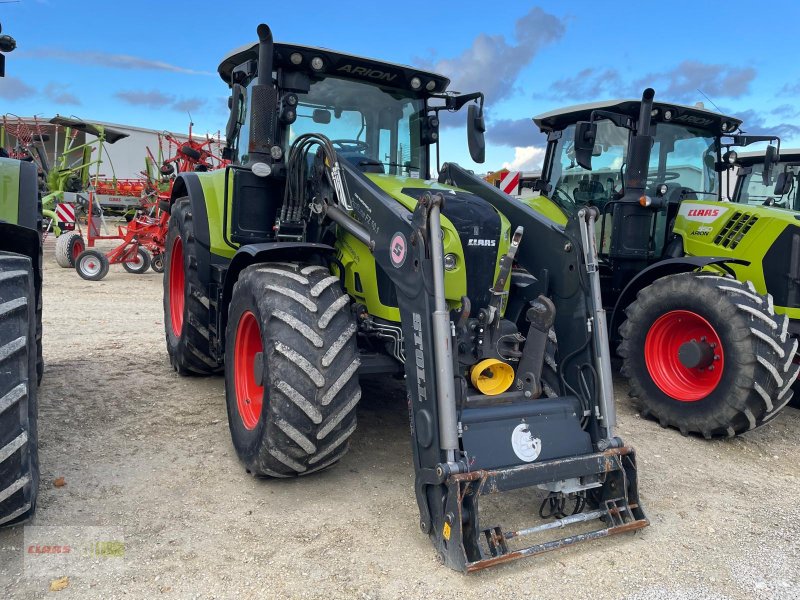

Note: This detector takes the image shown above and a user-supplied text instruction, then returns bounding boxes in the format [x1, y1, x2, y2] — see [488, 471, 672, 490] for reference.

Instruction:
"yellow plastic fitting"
[470, 359, 515, 395]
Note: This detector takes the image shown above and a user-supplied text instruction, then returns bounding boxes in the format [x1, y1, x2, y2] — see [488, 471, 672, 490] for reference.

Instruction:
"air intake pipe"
[248, 24, 277, 165]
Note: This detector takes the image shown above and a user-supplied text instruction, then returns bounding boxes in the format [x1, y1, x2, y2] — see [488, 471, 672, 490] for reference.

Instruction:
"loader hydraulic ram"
[162, 23, 647, 572]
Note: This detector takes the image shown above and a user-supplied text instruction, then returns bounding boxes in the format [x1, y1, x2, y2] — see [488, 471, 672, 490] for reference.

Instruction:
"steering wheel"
[552, 185, 577, 210]
[647, 171, 681, 185]
[332, 139, 369, 153]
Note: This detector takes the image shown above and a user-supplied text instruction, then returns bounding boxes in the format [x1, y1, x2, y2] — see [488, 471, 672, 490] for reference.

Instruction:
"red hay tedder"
[74, 125, 227, 281]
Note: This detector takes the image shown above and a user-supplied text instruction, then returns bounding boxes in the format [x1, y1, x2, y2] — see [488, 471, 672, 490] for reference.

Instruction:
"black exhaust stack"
[248, 23, 278, 166]
[609, 88, 656, 261]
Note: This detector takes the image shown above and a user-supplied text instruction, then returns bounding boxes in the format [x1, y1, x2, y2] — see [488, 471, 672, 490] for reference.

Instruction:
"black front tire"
[225, 262, 361, 477]
[619, 274, 799, 438]
[163, 198, 220, 375]
[0, 252, 39, 527]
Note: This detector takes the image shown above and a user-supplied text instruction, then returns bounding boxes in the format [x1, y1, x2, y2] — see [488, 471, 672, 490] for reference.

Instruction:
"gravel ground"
[1, 241, 799, 599]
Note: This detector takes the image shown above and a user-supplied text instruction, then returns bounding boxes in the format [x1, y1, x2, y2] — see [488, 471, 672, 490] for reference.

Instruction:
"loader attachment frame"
[324, 158, 648, 572]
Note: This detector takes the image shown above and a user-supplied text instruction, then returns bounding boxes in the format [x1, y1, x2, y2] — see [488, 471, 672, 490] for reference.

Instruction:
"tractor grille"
[713, 212, 758, 249]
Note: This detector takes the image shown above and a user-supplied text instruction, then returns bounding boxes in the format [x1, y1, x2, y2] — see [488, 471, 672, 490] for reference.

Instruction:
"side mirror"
[763, 144, 779, 186]
[313, 109, 331, 124]
[467, 103, 485, 164]
[574, 121, 597, 170]
[774, 171, 793, 196]
[225, 83, 246, 154]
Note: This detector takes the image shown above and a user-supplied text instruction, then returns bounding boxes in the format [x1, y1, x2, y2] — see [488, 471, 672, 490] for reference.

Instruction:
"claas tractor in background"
[0, 23, 42, 527]
[732, 148, 800, 211]
[526, 89, 799, 438]
[162, 23, 647, 571]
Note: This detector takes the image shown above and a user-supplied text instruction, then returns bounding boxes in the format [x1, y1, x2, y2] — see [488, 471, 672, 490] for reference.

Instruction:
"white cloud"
[502, 146, 546, 172]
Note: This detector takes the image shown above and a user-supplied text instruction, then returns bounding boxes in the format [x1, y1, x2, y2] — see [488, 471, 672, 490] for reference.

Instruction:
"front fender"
[219, 242, 336, 344]
[610, 256, 751, 334]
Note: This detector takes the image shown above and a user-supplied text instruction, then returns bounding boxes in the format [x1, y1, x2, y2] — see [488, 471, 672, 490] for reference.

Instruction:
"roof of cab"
[217, 41, 450, 94]
[736, 149, 800, 165]
[533, 99, 741, 135]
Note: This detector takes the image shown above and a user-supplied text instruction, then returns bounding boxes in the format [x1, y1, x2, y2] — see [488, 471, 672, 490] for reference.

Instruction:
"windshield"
[545, 120, 719, 211]
[286, 76, 425, 176]
[735, 161, 800, 210]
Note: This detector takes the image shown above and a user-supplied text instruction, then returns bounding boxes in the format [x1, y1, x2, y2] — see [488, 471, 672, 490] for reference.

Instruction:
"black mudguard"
[218, 242, 336, 342]
[609, 256, 751, 334]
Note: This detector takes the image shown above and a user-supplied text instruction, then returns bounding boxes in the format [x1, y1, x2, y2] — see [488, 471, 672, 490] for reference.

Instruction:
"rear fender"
[610, 256, 751, 335]
[167, 173, 231, 288]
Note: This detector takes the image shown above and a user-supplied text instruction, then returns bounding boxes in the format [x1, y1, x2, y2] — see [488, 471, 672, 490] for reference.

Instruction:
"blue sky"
[2, 1, 799, 173]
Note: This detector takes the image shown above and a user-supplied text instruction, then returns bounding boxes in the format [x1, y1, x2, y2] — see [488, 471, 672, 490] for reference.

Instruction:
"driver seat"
[573, 179, 605, 204]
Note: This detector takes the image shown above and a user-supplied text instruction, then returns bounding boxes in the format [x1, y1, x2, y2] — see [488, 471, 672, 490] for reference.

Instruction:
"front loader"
[162, 23, 647, 571]
[524, 89, 799, 438]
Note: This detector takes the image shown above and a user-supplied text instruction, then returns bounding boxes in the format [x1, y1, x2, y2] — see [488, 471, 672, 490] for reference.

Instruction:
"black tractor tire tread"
[163, 198, 221, 375]
[35, 243, 43, 386]
[0, 252, 39, 527]
[225, 262, 360, 477]
[619, 273, 798, 438]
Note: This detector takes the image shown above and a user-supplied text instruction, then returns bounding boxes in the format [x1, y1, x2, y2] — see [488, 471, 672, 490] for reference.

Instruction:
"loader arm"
[323, 157, 648, 572]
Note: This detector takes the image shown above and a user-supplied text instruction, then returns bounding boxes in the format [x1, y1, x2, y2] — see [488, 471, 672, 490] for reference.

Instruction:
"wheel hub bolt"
[678, 339, 716, 369]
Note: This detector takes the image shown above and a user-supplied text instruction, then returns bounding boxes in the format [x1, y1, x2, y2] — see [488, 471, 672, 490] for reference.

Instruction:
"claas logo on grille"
[687, 208, 720, 217]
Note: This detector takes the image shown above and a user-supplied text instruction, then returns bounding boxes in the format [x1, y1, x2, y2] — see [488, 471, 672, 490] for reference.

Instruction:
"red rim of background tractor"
[644, 310, 725, 402]
[234, 310, 264, 430]
[169, 237, 185, 336]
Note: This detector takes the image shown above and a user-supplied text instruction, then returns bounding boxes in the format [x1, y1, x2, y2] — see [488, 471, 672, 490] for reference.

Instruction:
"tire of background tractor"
[163, 198, 221, 376]
[224, 262, 361, 477]
[75, 249, 110, 281]
[0, 252, 40, 527]
[122, 248, 151, 274]
[151, 253, 164, 274]
[35, 244, 43, 386]
[54, 232, 84, 268]
[619, 273, 799, 438]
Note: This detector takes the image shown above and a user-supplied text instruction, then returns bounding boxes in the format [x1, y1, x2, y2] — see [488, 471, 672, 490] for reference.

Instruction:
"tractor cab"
[733, 149, 800, 211]
[218, 40, 484, 179]
[533, 98, 736, 261]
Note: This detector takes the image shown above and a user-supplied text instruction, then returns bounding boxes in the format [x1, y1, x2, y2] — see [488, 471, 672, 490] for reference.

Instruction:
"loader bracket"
[432, 446, 649, 572]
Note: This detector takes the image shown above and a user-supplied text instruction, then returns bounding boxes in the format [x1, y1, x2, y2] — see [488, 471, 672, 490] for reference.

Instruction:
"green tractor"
[163, 24, 647, 571]
[0, 25, 42, 527]
[524, 89, 799, 438]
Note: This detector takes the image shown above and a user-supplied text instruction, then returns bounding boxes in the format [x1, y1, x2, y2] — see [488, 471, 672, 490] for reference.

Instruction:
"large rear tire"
[0, 252, 39, 527]
[619, 273, 799, 437]
[225, 262, 361, 477]
[54, 232, 84, 269]
[163, 198, 220, 375]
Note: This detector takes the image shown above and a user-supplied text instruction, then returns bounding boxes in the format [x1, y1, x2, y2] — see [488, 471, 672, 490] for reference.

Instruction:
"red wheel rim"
[234, 311, 264, 430]
[644, 310, 724, 402]
[72, 239, 84, 262]
[169, 237, 185, 336]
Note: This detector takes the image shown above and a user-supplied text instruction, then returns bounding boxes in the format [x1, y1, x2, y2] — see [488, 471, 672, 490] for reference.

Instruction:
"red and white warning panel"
[55, 203, 76, 231]
[500, 171, 520, 195]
